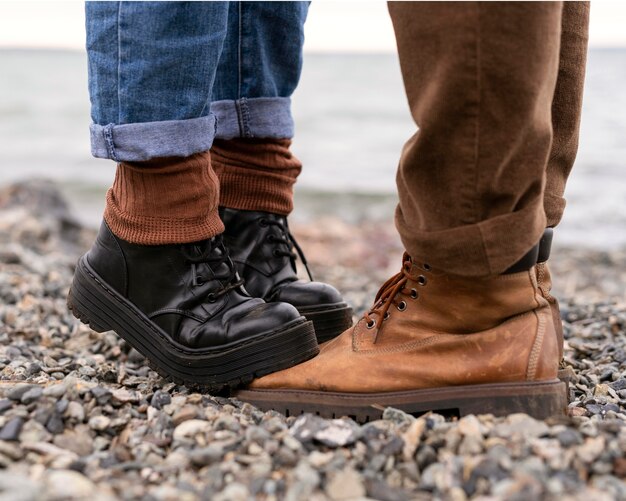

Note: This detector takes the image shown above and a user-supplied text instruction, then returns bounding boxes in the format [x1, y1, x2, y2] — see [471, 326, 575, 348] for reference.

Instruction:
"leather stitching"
[354, 330, 471, 355]
[526, 309, 545, 380]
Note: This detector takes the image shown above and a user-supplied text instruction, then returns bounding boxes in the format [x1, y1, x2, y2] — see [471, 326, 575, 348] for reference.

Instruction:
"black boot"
[219, 208, 353, 342]
[67, 222, 318, 391]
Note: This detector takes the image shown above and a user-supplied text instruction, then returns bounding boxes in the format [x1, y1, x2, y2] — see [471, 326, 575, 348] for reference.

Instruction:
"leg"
[391, 1, 563, 277]
[210, 2, 353, 342]
[87, 1, 229, 242]
[211, 0, 307, 214]
[237, 2, 570, 420]
[544, 2, 590, 228]
[69, 2, 318, 390]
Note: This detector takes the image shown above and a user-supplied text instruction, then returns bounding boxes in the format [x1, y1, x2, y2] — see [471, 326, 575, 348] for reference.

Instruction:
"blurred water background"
[0, 49, 624, 249]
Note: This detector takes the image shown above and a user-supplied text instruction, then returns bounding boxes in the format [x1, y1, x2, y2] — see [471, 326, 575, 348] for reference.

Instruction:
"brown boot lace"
[363, 253, 430, 342]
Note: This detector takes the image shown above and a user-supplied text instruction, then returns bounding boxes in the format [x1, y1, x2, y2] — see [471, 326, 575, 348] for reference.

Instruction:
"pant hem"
[543, 193, 566, 228]
[211, 97, 294, 139]
[396, 203, 547, 277]
[90, 115, 217, 162]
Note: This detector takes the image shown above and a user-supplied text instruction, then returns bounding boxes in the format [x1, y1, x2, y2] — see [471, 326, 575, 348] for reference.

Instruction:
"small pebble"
[0, 417, 24, 441]
[20, 386, 43, 404]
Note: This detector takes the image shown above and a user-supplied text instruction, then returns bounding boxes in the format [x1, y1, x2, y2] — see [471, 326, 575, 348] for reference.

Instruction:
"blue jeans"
[86, 1, 308, 162]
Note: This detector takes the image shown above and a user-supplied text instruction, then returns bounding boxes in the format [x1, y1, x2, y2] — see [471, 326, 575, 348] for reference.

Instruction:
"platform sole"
[296, 303, 354, 343]
[67, 255, 319, 393]
[235, 379, 568, 422]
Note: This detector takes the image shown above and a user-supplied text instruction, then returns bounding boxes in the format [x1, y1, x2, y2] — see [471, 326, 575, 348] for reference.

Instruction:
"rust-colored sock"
[211, 138, 302, 216]
[103, 151, 224, 245]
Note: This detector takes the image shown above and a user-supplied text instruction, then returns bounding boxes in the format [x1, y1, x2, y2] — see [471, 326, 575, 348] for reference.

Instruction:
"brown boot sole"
[235, 379, 567, 422]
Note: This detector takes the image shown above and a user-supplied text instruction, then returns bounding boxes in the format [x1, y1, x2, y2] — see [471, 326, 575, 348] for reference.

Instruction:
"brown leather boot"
[536, 262, 563, 359]
[536, 229, 563, 359]
[235, 253, 567, 421]
[535, 229, 574, 384]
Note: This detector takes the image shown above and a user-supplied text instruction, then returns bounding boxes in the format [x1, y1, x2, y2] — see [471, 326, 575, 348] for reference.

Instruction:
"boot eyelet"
[410, 289, 418, 299]
[423, 263, 432, 271]
[383, 312, 390, 321]
[397, 301, 407, 311]
[207, 293, 217, 303]
[366, 319, 376, 329]
[259, 218, 268, 227]
[272, 249, 281, 257]
[195, 276, 205, 287]
[418, 275, 427, 286]
[266, 234, 275, 243]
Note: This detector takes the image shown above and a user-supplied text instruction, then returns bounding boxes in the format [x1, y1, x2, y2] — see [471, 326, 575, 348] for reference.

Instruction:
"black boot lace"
[258, 217, 314, 281]
[182, 234, 245, 302]
[363, 253, 430, 342]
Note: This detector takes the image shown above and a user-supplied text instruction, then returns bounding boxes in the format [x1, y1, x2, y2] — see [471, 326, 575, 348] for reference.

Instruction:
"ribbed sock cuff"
[103, 152, 224, 245]
[211, 138, 301, 216]
[104, 192, 224, 245]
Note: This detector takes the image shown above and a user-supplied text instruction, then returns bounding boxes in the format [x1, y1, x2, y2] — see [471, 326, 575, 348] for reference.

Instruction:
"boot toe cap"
[180, 298, 305, 347]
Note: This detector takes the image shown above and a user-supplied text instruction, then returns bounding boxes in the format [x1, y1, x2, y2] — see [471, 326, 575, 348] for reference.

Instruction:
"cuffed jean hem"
[90, 115, 217, 162]
[211, 97, 294, 139]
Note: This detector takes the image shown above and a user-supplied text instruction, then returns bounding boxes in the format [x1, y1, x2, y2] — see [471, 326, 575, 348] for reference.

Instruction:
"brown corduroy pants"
[389, 1, 589, 276]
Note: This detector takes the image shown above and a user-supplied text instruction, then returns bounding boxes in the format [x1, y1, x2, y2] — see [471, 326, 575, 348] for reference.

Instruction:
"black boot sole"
[296, 303, 354, 343]
[67, 255, 319, 393]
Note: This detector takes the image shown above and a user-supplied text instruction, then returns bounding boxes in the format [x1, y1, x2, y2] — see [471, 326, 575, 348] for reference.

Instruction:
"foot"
[235, 253, 567, 421]
[219, 207, 353, 342]
[67, 221, 318, 392]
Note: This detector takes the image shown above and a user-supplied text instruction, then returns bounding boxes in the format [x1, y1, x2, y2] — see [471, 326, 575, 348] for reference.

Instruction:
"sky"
[0, 1, 625, 52]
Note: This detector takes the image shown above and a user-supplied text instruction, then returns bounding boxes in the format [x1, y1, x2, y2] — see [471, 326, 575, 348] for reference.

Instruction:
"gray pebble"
[291, 414, 361, 448]
[20, 386, 43, 405]
[0, 399, 13, 414]
[90, 386, 112, 405]
[0, 417, 24, 441]
[150, 390, 171, 409]
[25, 363, 42, 376]
[382, 407, 415, 425]
[610, 378, 626, 391]
[45, 412, 65, 435]
[7, 384, 36, 401]
[42, 383, 67, 398]
[189, 444, 224, 467]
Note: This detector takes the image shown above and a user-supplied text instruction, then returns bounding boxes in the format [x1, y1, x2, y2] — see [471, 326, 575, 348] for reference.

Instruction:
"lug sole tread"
[297, 305, 354, 343]
[235, 379, 568, 422]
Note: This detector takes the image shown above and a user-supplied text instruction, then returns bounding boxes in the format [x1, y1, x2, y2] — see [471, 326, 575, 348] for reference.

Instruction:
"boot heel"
[67, 259, 114, 333]
[453, 380, 568, 419]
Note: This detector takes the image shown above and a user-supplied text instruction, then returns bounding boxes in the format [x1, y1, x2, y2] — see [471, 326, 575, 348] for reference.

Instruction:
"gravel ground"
[0, 181, 625, 501]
